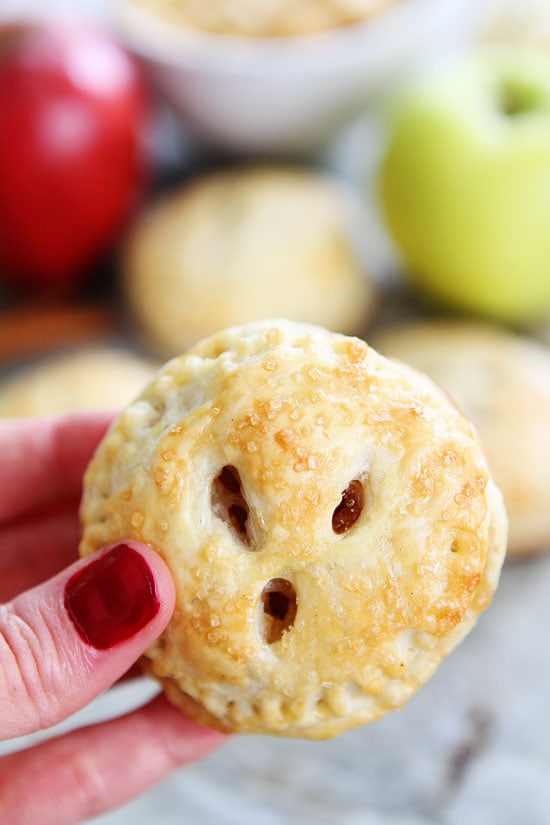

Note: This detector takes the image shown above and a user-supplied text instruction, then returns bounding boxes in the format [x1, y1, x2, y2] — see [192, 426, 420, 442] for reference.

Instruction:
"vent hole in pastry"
[262, 578, 297, 644]
[450, 539, 460, 553]
[332, 479, 364, 534]
[212, 465, 251, 546]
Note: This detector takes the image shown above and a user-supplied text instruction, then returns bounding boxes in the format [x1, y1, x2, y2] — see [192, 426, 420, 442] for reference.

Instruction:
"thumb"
[0, 542, 175, 741]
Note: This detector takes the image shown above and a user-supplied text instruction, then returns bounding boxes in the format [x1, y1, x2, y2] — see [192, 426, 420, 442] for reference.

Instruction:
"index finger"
[0, 411, 115, 524]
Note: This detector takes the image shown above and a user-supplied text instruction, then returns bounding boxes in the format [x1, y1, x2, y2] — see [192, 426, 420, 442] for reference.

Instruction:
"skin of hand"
[0, 412, 226, 825]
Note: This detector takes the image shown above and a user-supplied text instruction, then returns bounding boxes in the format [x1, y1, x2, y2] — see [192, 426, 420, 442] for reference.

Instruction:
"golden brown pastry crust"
[123, 166, 375, 357]
[373, 319, 550, 559]
[0, 347, 158, 418]
[80, 320, 507, 738]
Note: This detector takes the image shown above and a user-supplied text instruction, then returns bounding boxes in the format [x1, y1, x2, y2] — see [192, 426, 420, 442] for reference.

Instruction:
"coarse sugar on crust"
[79, 319, 507, 739]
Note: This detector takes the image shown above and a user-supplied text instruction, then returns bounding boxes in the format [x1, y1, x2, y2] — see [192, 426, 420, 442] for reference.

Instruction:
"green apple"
[379, 47, 550, 324]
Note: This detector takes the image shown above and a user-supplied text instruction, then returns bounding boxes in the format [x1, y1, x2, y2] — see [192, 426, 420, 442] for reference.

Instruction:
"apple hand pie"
[79, 320, 507, 739]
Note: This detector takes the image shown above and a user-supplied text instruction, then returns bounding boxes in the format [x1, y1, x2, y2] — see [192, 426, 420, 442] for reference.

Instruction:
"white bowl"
[112, 0, 480, 155]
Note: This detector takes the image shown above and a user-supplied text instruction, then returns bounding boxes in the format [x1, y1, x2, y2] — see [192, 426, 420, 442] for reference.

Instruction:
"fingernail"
[64, 544, 160, 650]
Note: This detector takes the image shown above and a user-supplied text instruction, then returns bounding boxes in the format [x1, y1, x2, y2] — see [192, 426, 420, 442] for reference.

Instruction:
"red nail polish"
[64, 544, 160, 650]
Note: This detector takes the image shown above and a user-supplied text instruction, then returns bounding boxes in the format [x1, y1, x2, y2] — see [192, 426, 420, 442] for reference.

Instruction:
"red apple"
[0, 21, 150, 295]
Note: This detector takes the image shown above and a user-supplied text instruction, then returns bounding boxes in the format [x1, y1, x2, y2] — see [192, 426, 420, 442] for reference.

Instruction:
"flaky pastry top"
[80, 320, 507, 738]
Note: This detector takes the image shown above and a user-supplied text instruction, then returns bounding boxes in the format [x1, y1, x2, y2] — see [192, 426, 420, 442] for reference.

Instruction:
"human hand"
[0, 413, 226, 825]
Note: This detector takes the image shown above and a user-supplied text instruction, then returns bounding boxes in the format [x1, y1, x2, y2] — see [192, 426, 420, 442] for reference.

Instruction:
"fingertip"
[1, 541, 176, 740]
[65, 542, 175, 651]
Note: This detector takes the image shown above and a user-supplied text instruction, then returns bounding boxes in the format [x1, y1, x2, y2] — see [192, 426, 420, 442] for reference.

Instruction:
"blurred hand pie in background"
[123, 165, 377, 357]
